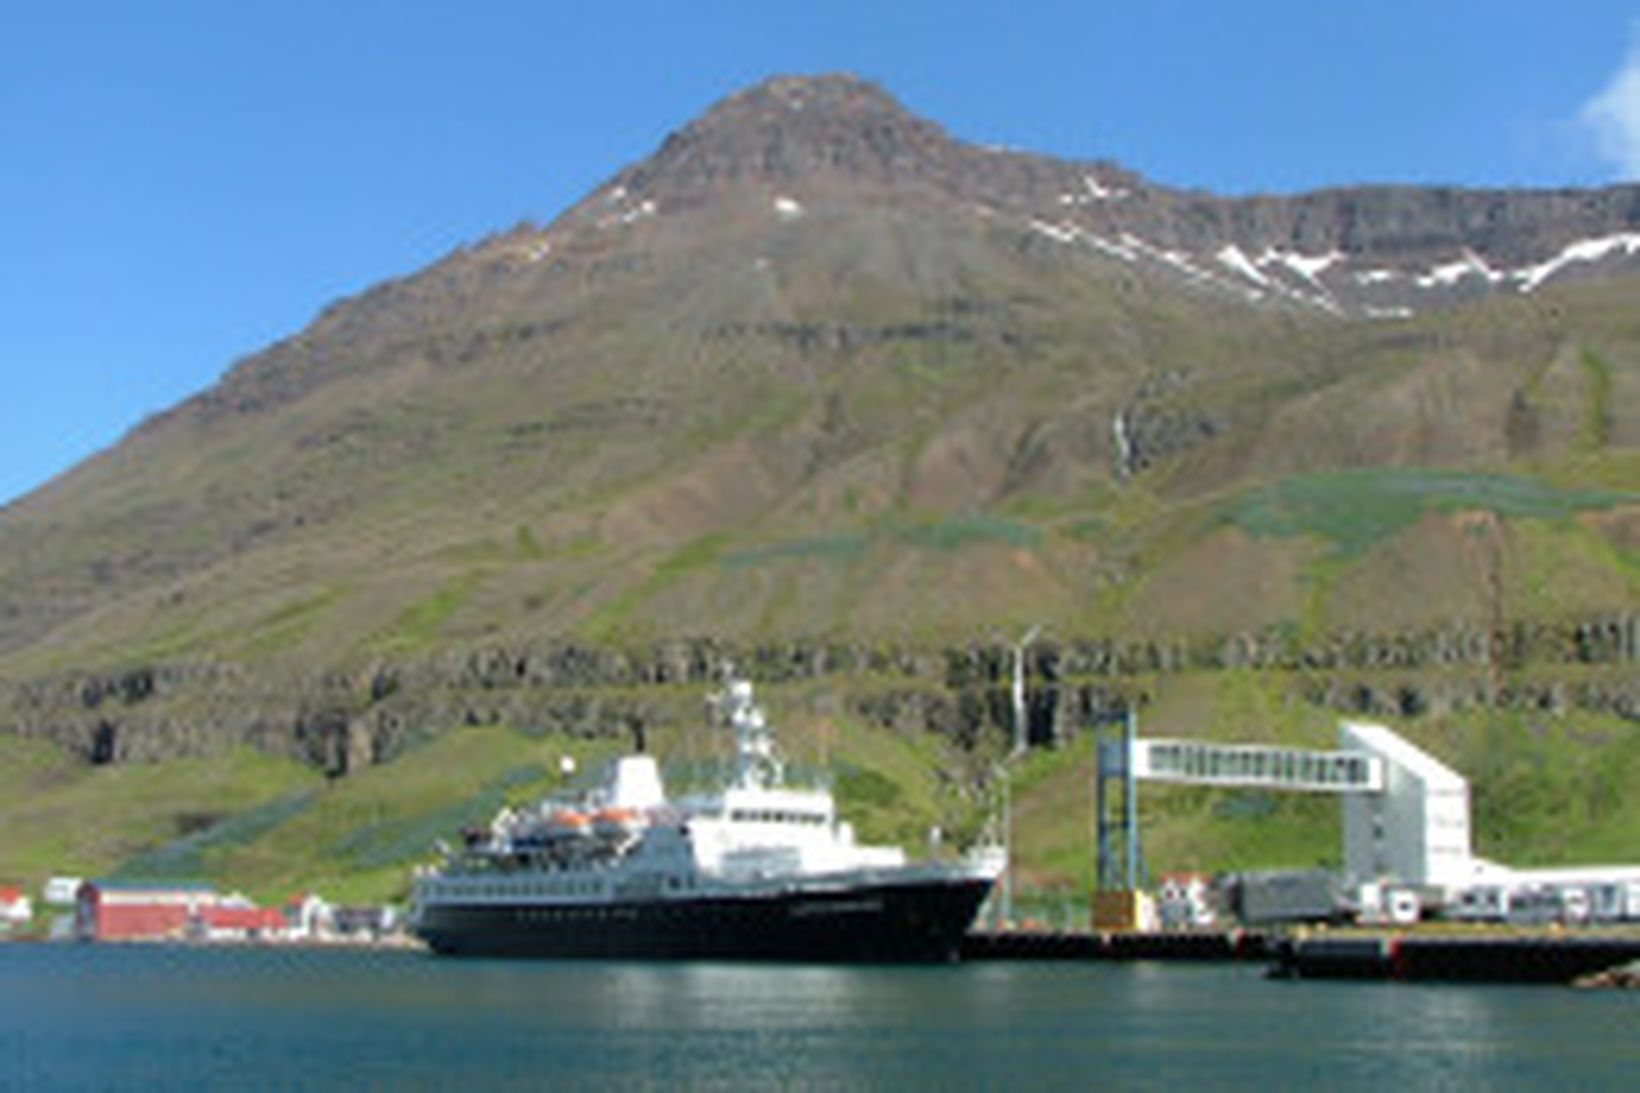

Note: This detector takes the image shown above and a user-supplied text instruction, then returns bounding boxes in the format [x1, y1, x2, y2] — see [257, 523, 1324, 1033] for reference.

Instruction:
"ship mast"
[716, 675, 784, 791]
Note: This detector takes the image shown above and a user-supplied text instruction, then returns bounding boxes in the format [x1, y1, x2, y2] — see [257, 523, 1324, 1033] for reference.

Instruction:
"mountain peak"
[613, 72, 959, 200]
[701, 72, 917, 128]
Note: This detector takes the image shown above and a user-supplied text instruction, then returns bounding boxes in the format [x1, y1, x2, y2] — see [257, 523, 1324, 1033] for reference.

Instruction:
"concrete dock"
[961, 929, 1271, 962]
[963, 927, 1640, 985]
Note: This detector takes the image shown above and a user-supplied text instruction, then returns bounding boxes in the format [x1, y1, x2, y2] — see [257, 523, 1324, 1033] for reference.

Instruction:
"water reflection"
[605, 963, 865, 1028]
[2, 947, 1633, 1091]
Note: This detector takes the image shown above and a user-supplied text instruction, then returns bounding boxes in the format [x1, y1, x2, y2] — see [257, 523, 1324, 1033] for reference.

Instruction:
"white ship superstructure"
[411, 676, 1002, 961]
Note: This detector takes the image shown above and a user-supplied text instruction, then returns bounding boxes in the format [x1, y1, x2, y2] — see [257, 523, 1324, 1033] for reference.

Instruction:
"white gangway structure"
[1120, 723, 1471, 893]
[1113, 719, 1640, 920]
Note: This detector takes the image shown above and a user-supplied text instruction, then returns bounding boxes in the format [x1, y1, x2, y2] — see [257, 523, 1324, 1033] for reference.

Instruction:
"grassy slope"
[208, 728, 628, 904]
[0, 684, 978, 905]
[0, 736, 321, 886]
[2, 227, 1637, 912]
[4, 268, 1638, 675]
[5, 675, 1636, 908]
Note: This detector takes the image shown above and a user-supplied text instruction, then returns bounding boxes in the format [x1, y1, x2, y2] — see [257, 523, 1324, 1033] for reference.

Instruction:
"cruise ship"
[410, 676, 1003, 961]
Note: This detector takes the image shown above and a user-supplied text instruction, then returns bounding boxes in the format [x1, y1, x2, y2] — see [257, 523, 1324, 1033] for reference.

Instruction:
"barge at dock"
[1269, 931, 1640, 984]
[410, 676, 1002, 962]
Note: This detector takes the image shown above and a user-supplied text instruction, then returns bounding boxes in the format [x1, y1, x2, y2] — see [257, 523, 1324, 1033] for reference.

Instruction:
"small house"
[0, 886, 32, 932]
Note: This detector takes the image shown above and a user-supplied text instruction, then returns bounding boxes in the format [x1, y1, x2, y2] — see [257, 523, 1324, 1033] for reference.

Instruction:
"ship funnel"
[608, 756, 665, 810]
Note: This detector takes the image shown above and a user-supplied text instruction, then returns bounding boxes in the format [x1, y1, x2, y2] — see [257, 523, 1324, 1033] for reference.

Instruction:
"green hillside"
[2, 76, 1637, 911]
[5, 675, 1637, 911]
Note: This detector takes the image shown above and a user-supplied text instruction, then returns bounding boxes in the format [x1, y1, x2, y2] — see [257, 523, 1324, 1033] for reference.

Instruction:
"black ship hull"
[415, 875, 994, 963]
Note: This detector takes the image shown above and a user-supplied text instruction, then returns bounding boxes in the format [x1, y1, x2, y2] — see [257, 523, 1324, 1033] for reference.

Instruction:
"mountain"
[1, 72, 1636, 781]
[603, 74, 1640, 317]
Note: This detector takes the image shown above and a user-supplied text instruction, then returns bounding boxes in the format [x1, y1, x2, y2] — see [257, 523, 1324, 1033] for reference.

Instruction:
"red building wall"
[93, 901, 193, 941]
[77, 883, 216, 941]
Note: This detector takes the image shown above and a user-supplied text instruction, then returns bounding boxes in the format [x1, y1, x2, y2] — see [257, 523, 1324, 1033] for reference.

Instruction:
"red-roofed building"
[1, 885, 32, 933]
[75, 880, 220, 942]
[76, 880, 301, 943]
[198, 905, 289, 942]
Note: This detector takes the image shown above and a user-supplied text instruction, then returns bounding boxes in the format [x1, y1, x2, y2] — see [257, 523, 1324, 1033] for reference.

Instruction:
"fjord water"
[3, 945, 1633, 1091]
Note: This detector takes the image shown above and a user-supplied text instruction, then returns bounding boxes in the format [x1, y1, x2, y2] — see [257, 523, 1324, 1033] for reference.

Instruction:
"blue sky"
[3, 1, 1638, 506]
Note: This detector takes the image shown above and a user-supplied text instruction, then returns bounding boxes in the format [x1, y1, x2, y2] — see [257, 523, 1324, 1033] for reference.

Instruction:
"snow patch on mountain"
[1085, 234, 1139, 261]
[1028, 209, 1640, 318]
[1416, 250, 1504, 288]
[1513, 232, 1640, 292]
[1059, 174, 1130, 206]
[1028, 218, 1081, 245]
[1263, 249, 1343, 284]
[1216, 245, 1270, 286]
[598, 197, 658, 229]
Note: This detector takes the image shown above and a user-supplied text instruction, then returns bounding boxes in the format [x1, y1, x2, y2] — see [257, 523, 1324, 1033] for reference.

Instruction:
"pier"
[963, 927, 1640, 985]
[1269, 932, 1640, 984]
[962, 929, 1271, 962]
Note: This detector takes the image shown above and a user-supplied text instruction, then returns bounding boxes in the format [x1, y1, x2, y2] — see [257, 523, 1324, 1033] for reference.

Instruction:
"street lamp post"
[996, 768, 1011, 930]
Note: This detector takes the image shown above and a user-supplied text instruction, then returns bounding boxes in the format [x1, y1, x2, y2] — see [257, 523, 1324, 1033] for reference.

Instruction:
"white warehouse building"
[1340, 721, 1474, 891]
[1339, 720, 1640, 922]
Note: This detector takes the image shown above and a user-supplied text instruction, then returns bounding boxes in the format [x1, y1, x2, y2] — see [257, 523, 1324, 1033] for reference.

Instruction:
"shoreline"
[13, 925, 1640, 985]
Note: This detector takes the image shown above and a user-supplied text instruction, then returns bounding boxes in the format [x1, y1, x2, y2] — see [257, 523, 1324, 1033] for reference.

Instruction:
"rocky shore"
[1574, 959, 1640, 989]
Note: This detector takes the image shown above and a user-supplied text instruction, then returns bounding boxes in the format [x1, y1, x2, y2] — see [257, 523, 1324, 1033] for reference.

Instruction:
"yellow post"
[1092, 889, 1153, 932]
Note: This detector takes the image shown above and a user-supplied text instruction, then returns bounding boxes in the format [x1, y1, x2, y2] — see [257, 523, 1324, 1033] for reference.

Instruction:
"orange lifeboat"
[592, 807, 644, 840]
[544, 810, 593, 840]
